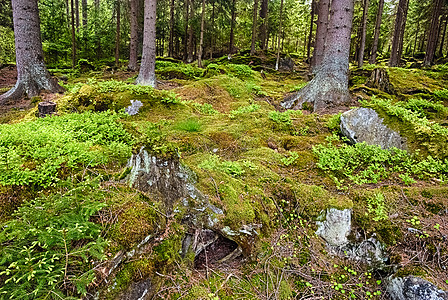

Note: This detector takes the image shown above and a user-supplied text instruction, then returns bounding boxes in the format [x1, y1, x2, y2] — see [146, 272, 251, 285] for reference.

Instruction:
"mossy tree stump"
[38, 101, 56, 118]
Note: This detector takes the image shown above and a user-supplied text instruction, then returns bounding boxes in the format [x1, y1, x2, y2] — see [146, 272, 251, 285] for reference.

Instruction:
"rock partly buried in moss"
[386, 276, 448, 300]
[340, 107, 407, 150]
[316, 208, 352, 247]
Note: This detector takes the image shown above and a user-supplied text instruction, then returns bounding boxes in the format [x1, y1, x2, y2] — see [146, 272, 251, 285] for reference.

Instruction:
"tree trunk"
[229, 0, 237, 54]
[198, 0, 206, 67]
[438, 13, 447, 58]
[209, 1, 215, 59]
[369, 0, 384, 64]
[187, 0, 195, 63]
[82, 0, 87, 26]
[307, 0, 316, 62]
[71, 0, 77, 68]
[366, 68, 393, 93]
[311, 0, 330, 72]
[423, 0, 443, 66]
[128, 0, 139, 70]
[183, 0, 189, 61]
[413, 20, 420, 57]
[0, 0, 64, 104]
[281, 0, 355, 112]
[357, 0, 369, 68]
[250, 0, 259, 55]
[75, 0, 80, 30]
[275, 0, 284, 70]
[389, 0, 409, 67]
[115, 0, 121, 66]
[136, 0, 157, 87]
[259, 0, 268, 50]
[397, 0, 409, 60]
[169, 0, 175, 57]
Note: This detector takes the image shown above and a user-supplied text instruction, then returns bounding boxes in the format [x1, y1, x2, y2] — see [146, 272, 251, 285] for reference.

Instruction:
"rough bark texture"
[115, 0, 121, 66]
[250, 0, 259, 55]
[311, 0, 330, 72]
[306, 0, 316, 62]
[136, 0, 157, 87]
[423, 0, 444, 66]
[369, 0, 384, 64]
[389, 0, 409, 67]
[275, 0, 284, 70]
[82, 0, 87, 26]
[75, 0, 80, 29]
[183, 0, 189, 61]
[281, 0, 354, 112]
[438, 14, 447, 58]
[71, 0, 77, 68]
[198, 0, 206, 68]
[259, 0, 268, 50]
[366, 68, 393, 94]
[169, 0, 175, 57]
[0, 0, 64, 104]
[357, 0, 369, 68]
[229, 0, 237, 54]
[187, 0, 195, 63]
[38, 101, 57, 118]
[396, 0, 409, 61]
[128, 0, 139, 70]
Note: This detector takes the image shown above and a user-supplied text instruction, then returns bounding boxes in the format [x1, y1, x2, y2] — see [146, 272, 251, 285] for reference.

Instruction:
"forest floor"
[0, 55, 448, 299]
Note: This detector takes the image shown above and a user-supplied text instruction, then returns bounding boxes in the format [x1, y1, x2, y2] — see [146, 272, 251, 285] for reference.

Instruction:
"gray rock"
[337, 236, 388, 269]
[125, 100, 143, 116]
[316, 208, 352, 246]
[387, 276, 448, 300]
[340, 107, 407, 150]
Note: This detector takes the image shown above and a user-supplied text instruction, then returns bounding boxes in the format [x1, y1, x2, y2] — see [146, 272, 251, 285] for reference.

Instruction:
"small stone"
[316, 208, 352, 247]
[387, 276, 448, 300]
[125, 100, 143, 116]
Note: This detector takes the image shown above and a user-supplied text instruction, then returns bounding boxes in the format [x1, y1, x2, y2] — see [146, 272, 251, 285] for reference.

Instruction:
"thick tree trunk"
[281, 0, 355, 112]
[187, 0, 195, 63]
[250, 0, 259, 55]
[389, 0, 409, 67]
[397, 0, 409, 61]
[423, 0, 443, 66]
[169, 0, 175, 57]
[136, 0, 157, 87]
[229, 0, 237, 54]
[307, 0, 316, 62]
[0, 0, 64, 104]
[128, 0, 139, 70]
[82, 0, 87, 26]
[357, 0, 369, 68]
[311, 0, 330, 72]
[259, 0, 268, 50]
[438, 14, 447, 58]
[198, 0, 206, 68]
[275, 0, 284, 70]
[71, 0, 77, 68]
[369, 0, 384, 64]
[115, 0, 121, 66]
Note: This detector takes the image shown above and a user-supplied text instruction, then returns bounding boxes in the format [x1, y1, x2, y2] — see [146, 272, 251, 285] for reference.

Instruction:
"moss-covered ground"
[0, 56, 447, 299]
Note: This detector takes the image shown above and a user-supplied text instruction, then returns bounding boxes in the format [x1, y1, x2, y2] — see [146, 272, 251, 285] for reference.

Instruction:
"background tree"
[128, 0, 139, 70]
[357, 0, 370, 67]
[311, 0, 330, 72]
[0, 0, 63, 103]
[389, 0, 409, 67]
[369, 0, 384, 64]
[136, 0, 157, 87]
[423, 0, 444, 66]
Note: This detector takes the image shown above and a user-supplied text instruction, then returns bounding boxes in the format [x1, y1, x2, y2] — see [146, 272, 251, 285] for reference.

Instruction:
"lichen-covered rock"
[340, 107, 407, 150]
[316, 208, 352, 246]
[125, 100, 143, 116]
[337, 236, 388, 269]
[387, 276, 448, 300]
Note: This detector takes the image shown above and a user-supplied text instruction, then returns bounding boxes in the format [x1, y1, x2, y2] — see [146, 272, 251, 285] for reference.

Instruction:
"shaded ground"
[0, 64, 17, 90]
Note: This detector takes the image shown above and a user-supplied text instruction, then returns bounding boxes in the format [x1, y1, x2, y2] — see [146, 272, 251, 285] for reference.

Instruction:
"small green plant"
[281, 151, 299, 166]
[246, 82, 268, 96]
[268, 110, 302, 130]
[289, 82, 307, 92]
[191, 103, 219, 115]
[226, 64, 254, 79]
[198, 154, 246, 177]
[175, 118, 202, 132]
[159, 90, 181, 104]
[326, 113, 342, 132]
[433, 89, 448, 100]
[406, 216, 421, 227]
[366, 192, 388, 222]
[138, 120, 177, 156]
[229, 104, 261, 119]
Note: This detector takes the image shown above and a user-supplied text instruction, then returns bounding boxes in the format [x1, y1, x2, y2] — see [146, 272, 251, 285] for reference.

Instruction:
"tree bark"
[259, 0, 268, 50]
[357, 0, 369, 68]
[229, 0, 237, 54]
[75, 0, 80, 30]
[389, 0, 409, 67]
[115, 0, 121, 66]
[0, 0, 64, 104]
[209, 0, 215, 59]
[128, 0, 139, 70]
[369, 0, 384, 64]
[198, 0, 206, 68]
[438, 13, 447, 58]
[281, 0, 355, 112]
[311, 0, 330, 72]
[169, 0, 175, 57]
[423, 0, 443, 66]
[136, 0, 157, 87]
[82, 0, 87, 26]
[250, 0, 259, 55]
[306, 0, 316, 62]
[183, 0, 189, 61]
[275, 0, 284, 70]
[71, 0, 77, 68]
[187, 0, 195, 63]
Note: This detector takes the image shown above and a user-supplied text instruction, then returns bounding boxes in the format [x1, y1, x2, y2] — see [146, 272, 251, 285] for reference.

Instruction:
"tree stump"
[38, 101, 57, 118]
[366, 68, 394, 94]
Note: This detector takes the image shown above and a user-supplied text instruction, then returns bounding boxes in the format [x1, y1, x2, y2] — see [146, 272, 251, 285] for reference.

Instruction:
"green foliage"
[159, 90, 181, 104]
[0, 111, 133, 187]
[433, 89, 448, 100]
[229, 104, 261, 119]
[326, 113, 342, 132]
[313, 134, 448, 186]
[398, 98, 448, 118]
[198, 154, 248, 177]
[0, 26, 15, 66]
[226, 64, 254, 79]
[175, 118, 202, 132]
[191, 103, 219, 115]
[289, 82, 307, 92]
[0, 179, 108, 299]
[366, 193, 388, 222]
[246, 82, 268, 96]
[268, 110, 302, 130]
[155, 61, 204, 79]
[281, 151, 299, 166]
[136, 120, 177, 157]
